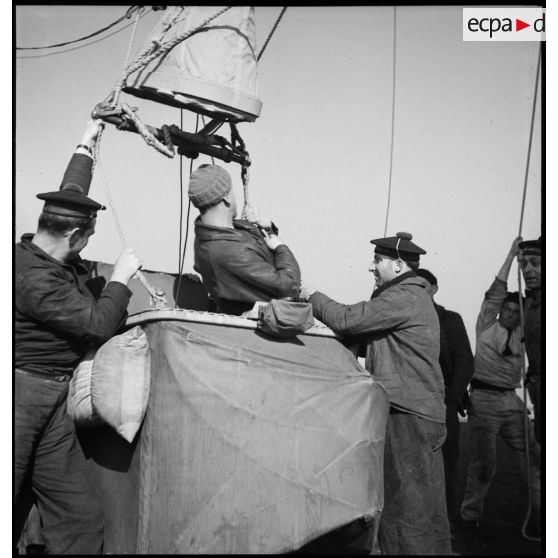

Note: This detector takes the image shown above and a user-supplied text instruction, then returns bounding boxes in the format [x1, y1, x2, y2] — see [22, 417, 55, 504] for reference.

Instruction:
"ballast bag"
[91, 326, 151, 443]
[67, 350, 102, 427]
[257, 299, 315, 339]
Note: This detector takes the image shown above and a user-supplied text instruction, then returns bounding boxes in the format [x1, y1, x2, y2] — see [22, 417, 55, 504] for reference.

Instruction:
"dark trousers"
[378, 411, 451, 555]
[14, 369, 103, 554]
[528, 379, 541, 444]
[442, 404, 460, 526]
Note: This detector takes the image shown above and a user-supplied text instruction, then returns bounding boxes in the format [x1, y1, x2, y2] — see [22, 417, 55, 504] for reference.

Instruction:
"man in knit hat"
[188, 164, 301, 316]
[15, 119, 142, 554]
[518, 237, 542, 443]
[300, 232, 451, 555]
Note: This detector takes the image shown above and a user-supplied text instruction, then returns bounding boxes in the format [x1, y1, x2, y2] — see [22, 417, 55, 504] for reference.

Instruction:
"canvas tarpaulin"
[128, 319, 388, 554]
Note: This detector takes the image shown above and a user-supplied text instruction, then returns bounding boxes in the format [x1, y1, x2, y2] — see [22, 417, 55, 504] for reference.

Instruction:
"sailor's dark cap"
[518, 237, 541, 256]
[37, 185, 106, 219]
[370, 231, 426, 263]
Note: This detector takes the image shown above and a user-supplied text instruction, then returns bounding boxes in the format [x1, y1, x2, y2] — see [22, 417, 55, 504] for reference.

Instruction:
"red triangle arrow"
[516, 19, 530, 31]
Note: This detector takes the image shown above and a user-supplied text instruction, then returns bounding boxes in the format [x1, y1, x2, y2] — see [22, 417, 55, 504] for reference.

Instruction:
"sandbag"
[257, 299, 315, 338]
[91, 326, 151, 443]
[67, 349, 102, 427]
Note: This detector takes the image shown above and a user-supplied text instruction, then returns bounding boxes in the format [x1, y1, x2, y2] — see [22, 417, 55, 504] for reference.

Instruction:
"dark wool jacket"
[435, 303, 474, 411]
[15, 236, 131, 372]
[193, 218, 301, 315]
[310, 273, 446, 423]
[524, 289, 541, 379]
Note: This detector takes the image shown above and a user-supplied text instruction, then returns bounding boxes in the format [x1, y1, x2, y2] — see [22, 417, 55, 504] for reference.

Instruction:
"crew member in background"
[188, 164, 301, 315]
[415, 268, 474, 534]
[460, 237, 540, 535]
[15, 120, 142, 554]
[300, 232, 451, 555]
[518, 237, 542, 444]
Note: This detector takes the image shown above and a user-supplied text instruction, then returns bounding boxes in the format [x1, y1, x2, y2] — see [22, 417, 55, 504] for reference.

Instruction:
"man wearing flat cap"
[300, 232, 451, 555]
[15, 120, 142, 554]
[519, 237, 542, 443]
[188, 164, 301, 315]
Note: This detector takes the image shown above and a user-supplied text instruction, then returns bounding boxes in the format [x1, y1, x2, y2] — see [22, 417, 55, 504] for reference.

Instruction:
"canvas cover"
[126, 319, 388, 553]
[127, 6, 262, 121]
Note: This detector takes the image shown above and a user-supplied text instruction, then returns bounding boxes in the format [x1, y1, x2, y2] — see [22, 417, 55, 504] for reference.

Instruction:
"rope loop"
[121, 103, 175, 158]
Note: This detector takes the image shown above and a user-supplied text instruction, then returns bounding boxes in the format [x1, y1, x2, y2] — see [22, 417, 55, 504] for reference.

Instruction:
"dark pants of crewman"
[378, 411, 452, 555]
[528, 377, 541, 444]
[14, 369, 103, 554]
[442, 404, 460, 527]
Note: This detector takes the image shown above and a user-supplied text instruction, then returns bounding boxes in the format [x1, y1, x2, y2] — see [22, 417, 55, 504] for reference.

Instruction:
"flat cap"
[370, 231, 426, 263]
[37, 184, 105, 219]
[188, 164, 232, 210]
[519, 237, 541, 256]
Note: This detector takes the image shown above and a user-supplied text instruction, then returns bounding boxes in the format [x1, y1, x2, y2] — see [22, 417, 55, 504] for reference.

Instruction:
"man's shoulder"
[15, 241, 49, 273]
[436, 304, 464, 322]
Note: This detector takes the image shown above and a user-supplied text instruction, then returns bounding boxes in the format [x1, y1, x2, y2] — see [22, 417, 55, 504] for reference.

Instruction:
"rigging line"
[16, 6, 141, 50]
[200, 115, 216, 165]
[123, 6, 144, 71]
[178, 109, 184, 279]
[517, 43, 542, 544]
[518, 44, 542, 237]
[383, 6, 397, 237]
[257, 6, 287, 61]
[16, 9, 152, 60]
[176, 113, 199, 301]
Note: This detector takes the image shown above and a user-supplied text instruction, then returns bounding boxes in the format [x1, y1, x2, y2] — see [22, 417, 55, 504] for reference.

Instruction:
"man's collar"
[371, 271, 416, 299]
[20, 233, 87, 272]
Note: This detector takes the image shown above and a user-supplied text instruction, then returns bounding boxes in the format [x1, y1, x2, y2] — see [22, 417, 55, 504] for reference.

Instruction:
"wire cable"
[175, 113, 199, 304]
[257, 7, 287, 62]
[16, 9, 151, 60]
[16, 6, 141, 50]
[178, 109, 185, 283]
[383, 6, 397, 237]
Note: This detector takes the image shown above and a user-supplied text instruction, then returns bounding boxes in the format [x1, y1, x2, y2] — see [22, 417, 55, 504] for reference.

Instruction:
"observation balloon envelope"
[124, 6, 262, 123]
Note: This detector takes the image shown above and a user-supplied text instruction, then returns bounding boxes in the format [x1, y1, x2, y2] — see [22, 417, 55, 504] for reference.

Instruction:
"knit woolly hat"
[188, 164, 232, 210]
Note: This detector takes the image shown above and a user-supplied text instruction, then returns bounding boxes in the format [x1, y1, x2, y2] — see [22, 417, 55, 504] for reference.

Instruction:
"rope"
[120, 103, 175, 158]
[257, 7, 287, 62]
[122, 6, 144, 71]
[383, 6, 397, 237]
[516, 44, 542, 544]
[93, 133, 168, 307]
[16, 6, 141, 50]
[518, 45, 542, 236]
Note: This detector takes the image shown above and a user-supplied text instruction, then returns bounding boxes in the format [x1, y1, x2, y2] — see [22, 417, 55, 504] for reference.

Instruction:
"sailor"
[518, 237, 542, 443]
[14, 119, 142, 554]
[300, 232, 451, 555]
[188, 164, 301, 315]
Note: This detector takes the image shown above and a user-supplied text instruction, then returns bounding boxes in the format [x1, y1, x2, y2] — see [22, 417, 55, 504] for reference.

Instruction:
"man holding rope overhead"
[460, 237, 540, 534]
[518, 237, 542, 444]
[188, 164, 301, 316]
[300, 232, 451, 555]
[15, 119, 142, 554]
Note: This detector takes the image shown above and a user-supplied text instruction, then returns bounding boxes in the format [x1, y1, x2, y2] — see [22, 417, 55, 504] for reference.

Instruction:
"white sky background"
[15, 5, 541, 350]
[9, 3, 554, 548]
